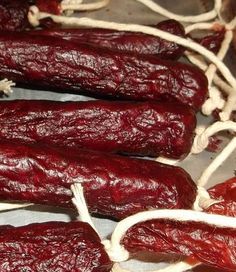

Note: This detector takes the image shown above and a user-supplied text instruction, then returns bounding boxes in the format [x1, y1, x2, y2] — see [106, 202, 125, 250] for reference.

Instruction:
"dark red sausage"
[0, 1, 185, 59]
[0, 100, 196, 158]
[35, 0, 61, 14]
[0, 0, 185, 59]
[122, 220, 236, 271]
[207, 177, 236, 217]
[0, 32, 208, 110]
[0, 140, 197, 220]
[0, 0, 61, 31]
[0, 221, 112, 272]
[122, 178, 236, 271]
[193, 30, 225, 54]
[0, 0, 185, 60]
[29, 20, 186, 60]
[0, 0, 30, 31]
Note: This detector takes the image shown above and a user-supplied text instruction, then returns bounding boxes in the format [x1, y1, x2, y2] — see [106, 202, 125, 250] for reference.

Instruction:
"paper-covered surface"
[1, 1, 235, 271]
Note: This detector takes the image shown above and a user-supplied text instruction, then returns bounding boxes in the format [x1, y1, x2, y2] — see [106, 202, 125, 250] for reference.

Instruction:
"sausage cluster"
[0, 1, 234, 272]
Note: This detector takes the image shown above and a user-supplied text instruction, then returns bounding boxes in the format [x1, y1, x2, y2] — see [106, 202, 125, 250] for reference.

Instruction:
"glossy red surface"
[122, 178, 236, 271]
[193, 30, 225, 54]
[29, 20, 186, 60]
[0, 0, 30, 31]
[0, 221, 112, 271]
[0, 140, 197, 220]
[123, 220, 236, 271]
[207, 177, 236, 216]
[0, 100, 196, 158]
[35, 0, 61, 14]
[0, 32, 208, 110]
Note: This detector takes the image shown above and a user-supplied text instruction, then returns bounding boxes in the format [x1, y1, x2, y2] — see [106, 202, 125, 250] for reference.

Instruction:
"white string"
[71, 183, 97, 232]
[214, 75, 235, 95]
[135, 0, 221, 23]
[185, 22, 225, 80]
[227, 17, 236, 30]
[205, 30, 232, 85]
[112, 264, 130, 272]
[113, 263, 161, 272]
[61, 0, 83, 4]
[185, 22, 224, 34]
[184, 21, 233, 118]
[61, 0, 110, 11]
[105, 209, 236, 263]
[25, 4, 236, 270]
[161, 140, 236, 272]
[186, 51, 233, 95]
[185, 19, 236, 121]
[0, 79, 15, 95]
[185, 54, 225, 115]
[27, 10, 236, 120]
[187, 18, 236, 121]
[203, 87, 225, 115]
[27, 10, 233, 82]
[0, 202, 33, 211]
[220, 93, 236, 121]
[203, 30, 233, 115]
[193, 186, 222, 211]
[155, 157, 179, 165]
[191, 121, 236, 154]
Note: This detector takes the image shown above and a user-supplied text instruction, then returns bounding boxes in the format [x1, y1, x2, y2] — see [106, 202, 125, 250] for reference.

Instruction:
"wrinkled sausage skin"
[123, 220, 236, 271]
[0, 141, 197, 220]
[0, 100, 196, 158]
[29, 19, 186, 60]
[0, 32, 208, 109]
[0, 221, 112, 272]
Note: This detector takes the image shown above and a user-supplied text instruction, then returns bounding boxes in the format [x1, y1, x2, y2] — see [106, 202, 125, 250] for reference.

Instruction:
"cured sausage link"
[35, 0, 61, 15]
[0, 0, 186, 58]
[207, 177, 236, 216]
[193, 29, 226, 54]
[0, 0, 62, 31]
[0, 32, 208, 110]
[0, 140, 197, 220]
[122, 219, 236, 271]
[0, 221, 112, 272]
[122, 178, 236, 271]
[0, 0, 30, 31]
[0, 100, 196, 158]
[28, 19, 186, 60]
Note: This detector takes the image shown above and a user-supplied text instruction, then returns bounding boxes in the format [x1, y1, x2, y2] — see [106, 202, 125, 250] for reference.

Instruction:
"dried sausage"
[0, 100, 196, 158]
[0, 32, 208, 109]
[0, 140, 197, 220]
[0, 221, 112, 272]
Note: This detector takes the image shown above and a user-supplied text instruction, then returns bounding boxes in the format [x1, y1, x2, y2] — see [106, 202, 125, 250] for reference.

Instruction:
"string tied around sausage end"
[201, 86, 225, 115]
[71, 183, 98, 233]
[193, 186, 222, 211]
[105, 209, 236, 272]
[0, 79, 15, 95]
[192, 121, 236, 154]
[28, 6, 41, 27]
[102, 239, 130, 263]
[0, 202, 33, 212]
